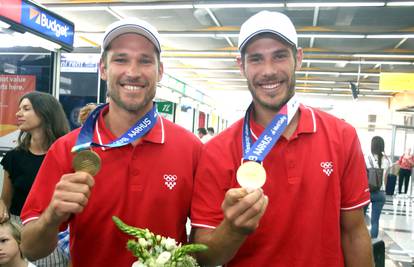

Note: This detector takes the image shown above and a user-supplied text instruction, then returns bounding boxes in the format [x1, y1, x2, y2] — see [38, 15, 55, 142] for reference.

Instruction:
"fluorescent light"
[194, 3, 284, 9]
[163, 51, 239, 56]
[167, 68, 240, 73]
[287, 2, 385, 7]
[303, 59, 412, 65]
[161, 32, 239, 38]
[367, 34, 414, 38]
[106, 7, 123, 20]
[353, 54, 414, 59]
[47, 3, 192, 11]
[48, 5, 107, 11]
[296, 71, 380, 77]
[112, 4, 193, 10]
[297, 80, 336, 84]
[386, 1, 414, 6]
[299, 33, 365, 38]
[163, 57, 236, 62]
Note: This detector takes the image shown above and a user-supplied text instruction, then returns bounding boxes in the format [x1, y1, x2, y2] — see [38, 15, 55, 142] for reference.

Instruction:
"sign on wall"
[0, 0, 74, 51]
[379, 73, 414, 91]
[0, 74, 35, 147]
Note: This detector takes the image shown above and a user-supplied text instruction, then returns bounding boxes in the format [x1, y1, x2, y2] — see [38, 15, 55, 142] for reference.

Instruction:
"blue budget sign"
[20, 0, 74, 50]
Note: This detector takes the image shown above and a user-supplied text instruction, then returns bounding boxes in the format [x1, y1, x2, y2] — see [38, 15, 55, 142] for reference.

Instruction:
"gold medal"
[72, 150, 101, 176]
[236, 161, 266, 189]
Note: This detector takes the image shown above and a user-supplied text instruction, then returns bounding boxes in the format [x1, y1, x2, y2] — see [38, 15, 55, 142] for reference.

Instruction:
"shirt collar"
[250, 104, 317, 140]
[95, 105, 165, 148]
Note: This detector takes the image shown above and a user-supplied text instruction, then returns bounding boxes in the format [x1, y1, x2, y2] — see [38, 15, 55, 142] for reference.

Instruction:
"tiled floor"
[366, 193, 414, 266]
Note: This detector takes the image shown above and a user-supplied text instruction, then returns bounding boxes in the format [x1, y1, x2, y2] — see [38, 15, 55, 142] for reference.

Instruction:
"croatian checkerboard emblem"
[320, 162, 333, 176]
[164, 174, 177, 190]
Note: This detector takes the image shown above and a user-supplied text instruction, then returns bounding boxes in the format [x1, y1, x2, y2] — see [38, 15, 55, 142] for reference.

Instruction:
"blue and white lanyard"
[242, 96, 299, 163]
[72, 103, 158, 152]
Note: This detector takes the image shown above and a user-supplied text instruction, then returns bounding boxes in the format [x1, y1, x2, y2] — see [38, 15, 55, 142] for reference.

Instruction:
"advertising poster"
[0, 74, 35, 149]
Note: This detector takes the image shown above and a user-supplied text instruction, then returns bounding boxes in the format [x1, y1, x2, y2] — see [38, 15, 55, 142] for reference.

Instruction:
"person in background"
[197, 127, 211, 143]
[20, 17, 202, 267]
[77, 103, 97, 126]
[397, 147, 414, 196]
[0, 91, 70, 267]
[0, 220, 36, 267]
[364, 136, 390, 239]
[190, 10, 373, 266]
[207, 127, 215, 136]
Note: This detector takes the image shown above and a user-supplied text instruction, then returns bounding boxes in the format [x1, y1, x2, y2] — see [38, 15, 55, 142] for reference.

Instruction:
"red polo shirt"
[191, 104, 370, 267]
[21, 106, 202, 267]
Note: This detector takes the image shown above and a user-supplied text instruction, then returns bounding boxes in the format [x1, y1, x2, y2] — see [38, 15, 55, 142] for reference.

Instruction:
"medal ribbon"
[242, 95, 299, 162]
[72, 102, 158, 152]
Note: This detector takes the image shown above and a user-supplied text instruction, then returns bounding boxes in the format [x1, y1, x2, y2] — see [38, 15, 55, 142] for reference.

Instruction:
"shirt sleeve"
[1, 150, 14, 174]
[191, 142, 237, 229]
[340, 126, 370, 211]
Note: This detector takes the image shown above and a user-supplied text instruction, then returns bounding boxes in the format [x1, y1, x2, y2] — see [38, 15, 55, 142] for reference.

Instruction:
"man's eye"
[249, 57, 261, 63]
[140, 58, 153, 64]
[114, 58, 127, 63]
[275, 53, 288, 60]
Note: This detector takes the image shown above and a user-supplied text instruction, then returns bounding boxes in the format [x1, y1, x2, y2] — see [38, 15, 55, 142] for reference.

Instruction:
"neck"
[252, 103, 300, 140]
[104, 102, 153, 138]
[29, 128, 47, 155]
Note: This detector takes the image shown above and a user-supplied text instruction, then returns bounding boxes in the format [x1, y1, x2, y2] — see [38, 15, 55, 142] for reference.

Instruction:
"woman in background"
[0, 91, 69, 266]
[397, 147, 414, 195]
[365, 136, 390, 239]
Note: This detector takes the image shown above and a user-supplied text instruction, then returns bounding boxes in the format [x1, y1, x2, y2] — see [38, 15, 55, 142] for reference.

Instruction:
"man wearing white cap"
[190, 11, 373, 266]
[19, 18, 202, 267]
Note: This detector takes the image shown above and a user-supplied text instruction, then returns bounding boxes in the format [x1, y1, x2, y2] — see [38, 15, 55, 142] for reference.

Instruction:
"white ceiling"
[36, 0, 414, 105]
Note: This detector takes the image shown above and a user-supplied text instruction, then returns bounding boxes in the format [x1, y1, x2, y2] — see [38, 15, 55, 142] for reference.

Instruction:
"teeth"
[124, 85, 142, 91]
[261, 83, 280, 89]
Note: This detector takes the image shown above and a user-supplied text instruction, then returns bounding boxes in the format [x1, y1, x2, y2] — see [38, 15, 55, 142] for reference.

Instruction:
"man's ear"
[236, 56, 246, 77]
[158, 61, 164, 82]
[295, 47, 304, 71]
[99, 58, 107, 81]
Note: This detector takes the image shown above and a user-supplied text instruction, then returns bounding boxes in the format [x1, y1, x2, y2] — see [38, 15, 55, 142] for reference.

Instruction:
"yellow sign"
[379, 73, 414, 91]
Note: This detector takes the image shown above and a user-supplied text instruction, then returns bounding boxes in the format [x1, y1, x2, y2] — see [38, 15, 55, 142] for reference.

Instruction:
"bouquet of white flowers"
[113, 216, 207, 267]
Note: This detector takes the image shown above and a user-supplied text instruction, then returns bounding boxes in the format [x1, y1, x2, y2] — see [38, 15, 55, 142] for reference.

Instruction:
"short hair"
[207, 127, 215, 134]
[197, 128, 207, 135]
[78, 103, 97, 125]
[1, 220, 22, 244]
[17, 92, 70, 151]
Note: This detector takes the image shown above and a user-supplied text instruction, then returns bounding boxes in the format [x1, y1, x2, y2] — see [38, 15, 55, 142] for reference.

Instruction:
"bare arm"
[0, 170, 13, 222]
[21, 172, 94, 260]
[341, 208, 374, 267]
[191, 188, 268, 266]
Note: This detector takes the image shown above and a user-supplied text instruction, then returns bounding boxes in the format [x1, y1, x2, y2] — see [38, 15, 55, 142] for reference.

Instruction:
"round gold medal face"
[236, 161, 266, 189]
[72, 150, 101, 176]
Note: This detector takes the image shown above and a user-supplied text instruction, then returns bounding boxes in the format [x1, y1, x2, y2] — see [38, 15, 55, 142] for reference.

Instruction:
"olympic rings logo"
[320, 162, 333, 169]
[164, 174, 177, 182]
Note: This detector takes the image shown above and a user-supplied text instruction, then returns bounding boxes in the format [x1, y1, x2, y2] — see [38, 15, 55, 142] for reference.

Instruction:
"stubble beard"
[107, 82, 156, 113]
[248, 76, 296, 112]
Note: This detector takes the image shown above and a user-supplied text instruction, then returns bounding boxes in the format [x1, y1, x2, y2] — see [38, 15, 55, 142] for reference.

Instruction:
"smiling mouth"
[123, 85, 145, 91]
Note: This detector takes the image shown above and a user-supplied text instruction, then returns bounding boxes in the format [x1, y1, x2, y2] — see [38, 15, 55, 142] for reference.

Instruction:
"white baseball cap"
[238, 11, 298, 52]
[102, 17, 161, 53]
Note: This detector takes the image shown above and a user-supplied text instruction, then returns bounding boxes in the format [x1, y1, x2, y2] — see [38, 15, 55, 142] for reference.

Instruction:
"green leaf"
[112, 216, 147, 239]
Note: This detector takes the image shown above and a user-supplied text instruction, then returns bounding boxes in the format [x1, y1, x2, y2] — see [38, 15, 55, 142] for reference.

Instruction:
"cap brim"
[239, 30, 295, 51]
[102, 24, 161, 53]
